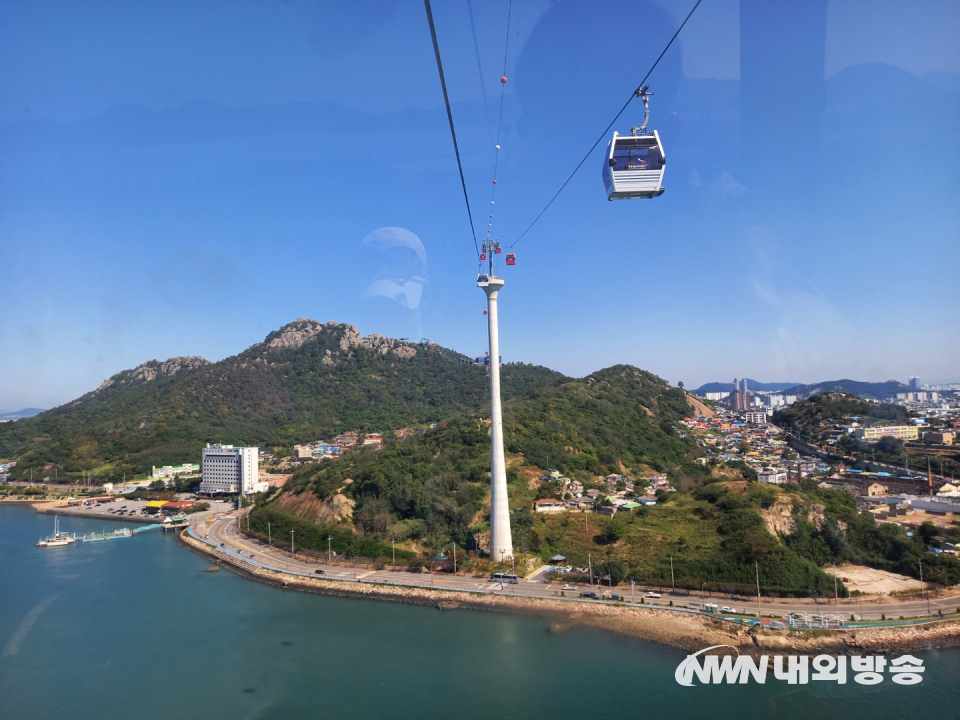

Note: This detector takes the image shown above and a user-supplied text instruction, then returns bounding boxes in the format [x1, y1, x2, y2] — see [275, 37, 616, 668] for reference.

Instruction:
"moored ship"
[36, 516, 76, 547]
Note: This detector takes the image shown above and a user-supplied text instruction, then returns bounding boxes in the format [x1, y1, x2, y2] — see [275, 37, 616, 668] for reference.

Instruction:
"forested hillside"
[773, 392, 913, 444]
[0, 319, 563, 480]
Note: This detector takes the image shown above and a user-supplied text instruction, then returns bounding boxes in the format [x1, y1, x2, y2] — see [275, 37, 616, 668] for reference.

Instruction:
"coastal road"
[199, 511, 960, 621]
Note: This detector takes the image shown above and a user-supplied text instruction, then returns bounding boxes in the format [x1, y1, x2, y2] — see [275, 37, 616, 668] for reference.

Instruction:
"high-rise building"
[728, 377, 751, 410]
[199, 443, 265, 496]
[909, 376, 920, 389]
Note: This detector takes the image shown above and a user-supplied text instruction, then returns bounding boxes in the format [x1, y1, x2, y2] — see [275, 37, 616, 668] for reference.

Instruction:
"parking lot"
[43, 498, 236, 523]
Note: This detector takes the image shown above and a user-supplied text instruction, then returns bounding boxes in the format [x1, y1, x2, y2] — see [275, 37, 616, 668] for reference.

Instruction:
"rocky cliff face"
[256, 319, 420, 364]
[761, 494, 826, 537]
[96, 356, 210, 393]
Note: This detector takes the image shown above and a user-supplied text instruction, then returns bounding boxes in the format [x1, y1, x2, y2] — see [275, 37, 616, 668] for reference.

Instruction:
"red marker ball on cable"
[501, 76, 508, 84]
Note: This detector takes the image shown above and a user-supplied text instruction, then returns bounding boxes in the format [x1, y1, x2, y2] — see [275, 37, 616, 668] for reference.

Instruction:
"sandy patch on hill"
[829, 564, 922, 594]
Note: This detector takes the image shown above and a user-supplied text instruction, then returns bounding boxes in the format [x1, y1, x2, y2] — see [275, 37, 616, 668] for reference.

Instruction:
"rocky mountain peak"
[259, 319, 418, 361]
[95, 356, 210, 393]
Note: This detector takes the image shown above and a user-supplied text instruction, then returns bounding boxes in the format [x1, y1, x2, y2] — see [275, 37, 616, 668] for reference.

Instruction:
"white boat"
[37, 515, 75, 547]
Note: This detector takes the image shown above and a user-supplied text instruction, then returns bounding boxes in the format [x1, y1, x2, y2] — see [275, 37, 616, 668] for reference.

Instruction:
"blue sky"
[1, 0, 958, 411]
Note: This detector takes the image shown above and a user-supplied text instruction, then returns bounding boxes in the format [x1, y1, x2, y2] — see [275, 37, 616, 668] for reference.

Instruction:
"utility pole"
[919, 558, 929, 616]
[453, 542, 457, 575]
[391, 538, 395, 570]
[328, 536, 333, 564]
[670, 555, 675, 594]
[631, 580, 636, 604]
[755, 561, 761, 619]
[588, 552, 594, 587]
[267, 522, 271, 546]
[833, 564, 839, 606]
[290, 530, 295, 559]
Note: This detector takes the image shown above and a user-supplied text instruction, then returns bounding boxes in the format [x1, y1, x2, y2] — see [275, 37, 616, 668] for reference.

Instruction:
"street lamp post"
[755, 561, 761, 620]
[919, 557, 930, 616]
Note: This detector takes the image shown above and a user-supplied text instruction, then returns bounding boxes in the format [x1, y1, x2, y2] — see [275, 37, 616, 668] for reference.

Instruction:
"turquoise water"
[2, 504, 959, 719]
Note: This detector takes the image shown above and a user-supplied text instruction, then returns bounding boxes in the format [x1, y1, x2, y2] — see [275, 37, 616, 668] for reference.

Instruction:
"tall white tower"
[478, 242, 513, 562]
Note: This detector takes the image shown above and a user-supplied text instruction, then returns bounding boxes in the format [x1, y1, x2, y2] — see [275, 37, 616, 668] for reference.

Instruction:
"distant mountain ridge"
[694, 378, 913, 401]
[0, 408, 45, 421]
[694, 380, 799, 394]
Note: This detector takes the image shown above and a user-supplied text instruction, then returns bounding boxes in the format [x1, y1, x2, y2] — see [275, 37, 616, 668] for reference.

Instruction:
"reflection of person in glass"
[625, 151, 647, 170]
[361, 227, 428, 310]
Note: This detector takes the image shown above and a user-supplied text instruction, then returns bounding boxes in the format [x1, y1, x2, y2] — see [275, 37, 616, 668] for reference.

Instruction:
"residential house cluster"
[292, 430, 393, 464]
[533, 472, 667, 515]
[681, 410, 827, 486]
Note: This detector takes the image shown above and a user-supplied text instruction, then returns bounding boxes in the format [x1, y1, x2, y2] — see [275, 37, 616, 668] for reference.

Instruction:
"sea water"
[2, 505, 958, 719]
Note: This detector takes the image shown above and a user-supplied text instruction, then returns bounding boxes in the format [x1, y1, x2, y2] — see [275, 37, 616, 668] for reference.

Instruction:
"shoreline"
[177, 530, 960, 655]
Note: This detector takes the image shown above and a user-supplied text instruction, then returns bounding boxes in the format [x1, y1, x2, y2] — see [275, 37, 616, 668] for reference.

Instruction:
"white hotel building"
[199, 444, 267, 496]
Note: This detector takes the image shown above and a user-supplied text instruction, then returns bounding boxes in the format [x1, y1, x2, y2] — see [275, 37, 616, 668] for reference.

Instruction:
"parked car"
[250, 554, 256, 559]
[721, 606, 736, 613]
[314, 569, 325, 575]
[646, 591, 661, 598]
[581, 591, 597, 599]
[611, 594, 624, 601]
[562, 584, 575, 591]
[220, 543, 226, 547]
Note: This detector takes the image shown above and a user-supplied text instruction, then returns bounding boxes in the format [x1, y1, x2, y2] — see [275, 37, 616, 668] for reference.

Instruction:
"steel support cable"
[424, 0, 480, 257]
[511, 0, 704, 248]
[486, 0, 514, 245]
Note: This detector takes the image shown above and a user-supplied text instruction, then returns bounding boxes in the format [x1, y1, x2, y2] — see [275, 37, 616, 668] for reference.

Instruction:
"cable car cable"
[510, 0, 703, 248]
[486, 0, 514, 245]
[424, 0, 480, 258]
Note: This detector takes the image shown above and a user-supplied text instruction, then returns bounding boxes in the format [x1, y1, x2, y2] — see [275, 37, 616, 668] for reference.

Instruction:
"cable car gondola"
[602, 86, 665, 200]
[505, 253, 516, 266]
